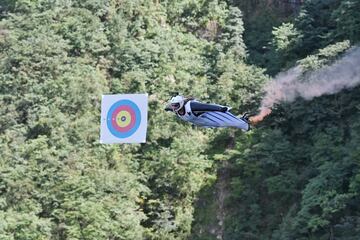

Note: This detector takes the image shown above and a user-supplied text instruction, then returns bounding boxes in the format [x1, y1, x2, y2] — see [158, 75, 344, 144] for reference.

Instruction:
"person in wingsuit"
[165, 95, 251, 131]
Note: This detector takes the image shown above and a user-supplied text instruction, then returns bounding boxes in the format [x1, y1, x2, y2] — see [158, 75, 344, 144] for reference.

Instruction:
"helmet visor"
[171, 103, 180, 110]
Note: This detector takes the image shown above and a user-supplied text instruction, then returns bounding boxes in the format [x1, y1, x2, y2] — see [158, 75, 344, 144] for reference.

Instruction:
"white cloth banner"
[100, 94, 148, 144]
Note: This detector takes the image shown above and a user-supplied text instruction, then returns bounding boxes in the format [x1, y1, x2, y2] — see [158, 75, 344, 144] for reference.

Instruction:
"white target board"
[100, 94, 148, 144]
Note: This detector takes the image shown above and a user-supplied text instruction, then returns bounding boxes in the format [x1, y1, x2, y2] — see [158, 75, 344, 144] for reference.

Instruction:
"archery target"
[100, 94, 148, 144]
[107, 100, 141, 138]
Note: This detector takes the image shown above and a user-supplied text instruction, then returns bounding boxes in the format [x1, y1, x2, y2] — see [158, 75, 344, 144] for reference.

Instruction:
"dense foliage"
[0, 0, 359, 239]
[215, 0, 360, 240]
[0, 0, 264, 239]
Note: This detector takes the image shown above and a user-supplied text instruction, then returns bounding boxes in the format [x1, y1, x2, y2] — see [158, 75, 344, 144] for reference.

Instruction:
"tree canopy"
[1, 0, 360, 239]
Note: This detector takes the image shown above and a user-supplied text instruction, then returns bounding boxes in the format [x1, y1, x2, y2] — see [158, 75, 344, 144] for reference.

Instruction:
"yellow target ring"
[116, 111, 131, 127]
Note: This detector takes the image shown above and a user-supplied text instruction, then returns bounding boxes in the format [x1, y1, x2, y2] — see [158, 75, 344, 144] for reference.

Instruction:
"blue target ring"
[107, 100, 141, 138]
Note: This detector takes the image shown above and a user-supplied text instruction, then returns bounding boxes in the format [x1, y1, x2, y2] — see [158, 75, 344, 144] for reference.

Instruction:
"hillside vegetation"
[0, 0, 360, 239]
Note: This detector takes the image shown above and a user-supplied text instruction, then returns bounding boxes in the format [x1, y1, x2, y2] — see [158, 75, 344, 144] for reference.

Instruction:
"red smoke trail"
[249, 107, 272, 125]
[248, 47, 360, 125]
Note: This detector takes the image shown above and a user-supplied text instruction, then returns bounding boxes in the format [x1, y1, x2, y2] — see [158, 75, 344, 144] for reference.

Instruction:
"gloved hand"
[220, 107, 229, 112]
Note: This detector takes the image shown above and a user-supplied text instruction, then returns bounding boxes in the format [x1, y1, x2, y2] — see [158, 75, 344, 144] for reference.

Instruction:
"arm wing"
[190, 101, 227, 112]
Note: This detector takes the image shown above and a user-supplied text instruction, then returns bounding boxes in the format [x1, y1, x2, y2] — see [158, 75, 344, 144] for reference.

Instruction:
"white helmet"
[170, 95, 185, 112]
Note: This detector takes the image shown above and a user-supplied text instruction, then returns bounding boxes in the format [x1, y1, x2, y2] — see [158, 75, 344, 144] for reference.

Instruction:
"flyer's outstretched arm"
[190, 102, 228, 112]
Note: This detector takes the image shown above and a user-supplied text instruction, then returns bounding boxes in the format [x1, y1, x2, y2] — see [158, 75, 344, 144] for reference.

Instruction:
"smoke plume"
[250, 47, 360, 124]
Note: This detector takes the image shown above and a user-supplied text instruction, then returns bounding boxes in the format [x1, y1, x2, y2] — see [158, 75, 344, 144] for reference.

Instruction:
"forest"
[1, 0, 360, 239]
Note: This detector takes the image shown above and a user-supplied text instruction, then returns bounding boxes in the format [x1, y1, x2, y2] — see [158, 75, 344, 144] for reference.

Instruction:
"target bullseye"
[115, 110, 131, 128]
